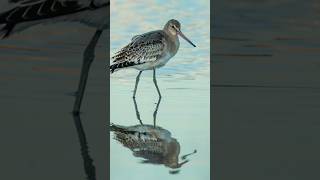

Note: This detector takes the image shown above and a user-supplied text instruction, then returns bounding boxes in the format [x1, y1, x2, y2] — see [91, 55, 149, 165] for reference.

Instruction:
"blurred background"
[213, 0, 320, 179]
[0, 17, 108, 180]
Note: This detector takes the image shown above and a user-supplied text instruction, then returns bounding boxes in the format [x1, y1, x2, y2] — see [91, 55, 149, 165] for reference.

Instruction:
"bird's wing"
[7, 0, 90, 6]
[1, 0, 87, 22]
[0, 0, 109, 38]
[112, 30, 166, 65]
[9, 0, 45, 5]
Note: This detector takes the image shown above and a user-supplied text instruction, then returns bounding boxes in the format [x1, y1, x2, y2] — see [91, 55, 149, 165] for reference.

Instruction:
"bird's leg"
[133, 71, 142, 98]
[73, 29, 103, 115]
[132, 71, 143, 124]
[153, 68, 162, 98]
[72, 114, 96, 180]
[153, 95, 162, 127]
[133, 97, 143, 125]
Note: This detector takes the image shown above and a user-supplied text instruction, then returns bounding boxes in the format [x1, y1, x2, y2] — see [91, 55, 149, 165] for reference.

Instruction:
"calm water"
[110, 0, 210, 179]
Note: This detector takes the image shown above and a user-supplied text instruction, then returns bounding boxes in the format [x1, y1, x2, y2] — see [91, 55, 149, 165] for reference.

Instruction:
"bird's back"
[110, 29, 179, 72]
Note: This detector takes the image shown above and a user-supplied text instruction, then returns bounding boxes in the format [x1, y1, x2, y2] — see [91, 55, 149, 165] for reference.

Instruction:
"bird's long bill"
[177, 30, 196, 47]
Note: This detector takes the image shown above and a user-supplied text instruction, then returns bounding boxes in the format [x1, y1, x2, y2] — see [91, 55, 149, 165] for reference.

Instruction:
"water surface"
[110, 0, 210, 179]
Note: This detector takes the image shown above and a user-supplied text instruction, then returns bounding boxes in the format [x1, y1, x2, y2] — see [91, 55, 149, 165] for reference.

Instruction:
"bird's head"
[164, 19, 196, 47]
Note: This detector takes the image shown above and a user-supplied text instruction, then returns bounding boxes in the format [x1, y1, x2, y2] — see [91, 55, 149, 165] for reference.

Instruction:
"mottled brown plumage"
[110, 30, 166, 72]
[110, 123, 195, 170]
[110, 19, 196, 98]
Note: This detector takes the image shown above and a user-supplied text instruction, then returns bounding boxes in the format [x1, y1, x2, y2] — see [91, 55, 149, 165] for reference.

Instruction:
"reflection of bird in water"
[110, 19, 196, 98]
[0, 0, 109, 114]
[110, 95, 196, 173]
[110, 123, 196, 173]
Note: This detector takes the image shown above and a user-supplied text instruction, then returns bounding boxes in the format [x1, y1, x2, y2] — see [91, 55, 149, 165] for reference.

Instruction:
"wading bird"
[110, 19, 196, 98]
[0, 0, 109, 114]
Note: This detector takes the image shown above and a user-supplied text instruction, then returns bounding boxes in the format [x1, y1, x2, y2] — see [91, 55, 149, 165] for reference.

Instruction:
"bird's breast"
[149, 52, 170, 69]
[168, 36, 180, 56]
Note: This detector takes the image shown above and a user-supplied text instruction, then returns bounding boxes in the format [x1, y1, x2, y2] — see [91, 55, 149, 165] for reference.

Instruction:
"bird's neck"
[164, 31, 178, 43]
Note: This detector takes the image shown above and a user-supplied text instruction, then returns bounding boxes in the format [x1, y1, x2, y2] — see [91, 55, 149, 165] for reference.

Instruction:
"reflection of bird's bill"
[178, 159, 189, 167]
[177, 30, 196, 47]
[168, 160, 189, 174]
[169, 169, 181, 175]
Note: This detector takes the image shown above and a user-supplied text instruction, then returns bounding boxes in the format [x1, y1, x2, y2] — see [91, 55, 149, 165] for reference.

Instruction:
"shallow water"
[110, 0, 210, 179]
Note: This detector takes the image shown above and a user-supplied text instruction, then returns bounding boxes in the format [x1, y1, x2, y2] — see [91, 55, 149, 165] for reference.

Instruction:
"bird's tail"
[110, 62, 131, 73]
[110, 123, 136, 135]
[0, 5, 34, 39]
[0, 0, 101, 39]
[109, 64, 119, 74]
[110, 123, 126, 132]
[0, 9, 14, 39]
[110, 61, 143, 73]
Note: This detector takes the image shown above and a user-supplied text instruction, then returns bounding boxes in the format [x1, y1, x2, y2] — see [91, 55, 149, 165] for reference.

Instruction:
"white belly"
[133, 53, 173, 71]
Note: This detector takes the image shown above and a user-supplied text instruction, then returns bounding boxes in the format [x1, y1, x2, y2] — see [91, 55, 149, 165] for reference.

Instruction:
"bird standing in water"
[110, 19, 196, 98]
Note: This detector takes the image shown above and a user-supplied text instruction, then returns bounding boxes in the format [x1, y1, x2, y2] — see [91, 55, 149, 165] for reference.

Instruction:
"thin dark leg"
[153, 96, 162, 127]
[181, 149, 197, 160]
[133, 71, 142, 98]
[72, 114, 96, 180]
[153, 68, 162, 98]
[73, 29, 103, 115]
[133, 97, 143, 125]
